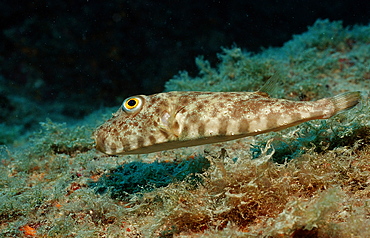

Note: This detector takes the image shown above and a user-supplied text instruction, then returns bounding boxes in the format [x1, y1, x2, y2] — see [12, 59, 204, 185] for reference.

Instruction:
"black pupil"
[128, 99, 136, 107]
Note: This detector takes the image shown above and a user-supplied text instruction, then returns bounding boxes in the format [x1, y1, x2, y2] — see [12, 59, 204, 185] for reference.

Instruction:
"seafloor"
[1, 19, 370, 237]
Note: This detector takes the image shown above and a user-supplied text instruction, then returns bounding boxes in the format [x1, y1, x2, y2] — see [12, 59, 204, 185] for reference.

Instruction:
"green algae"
[166, 19, 370, 97]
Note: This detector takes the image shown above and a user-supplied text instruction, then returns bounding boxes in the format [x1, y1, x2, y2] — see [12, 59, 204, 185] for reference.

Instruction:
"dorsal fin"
[258, 71, 283, 96]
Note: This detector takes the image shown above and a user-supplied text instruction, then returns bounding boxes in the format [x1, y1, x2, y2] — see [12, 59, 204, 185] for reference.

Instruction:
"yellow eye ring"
[125, 98, 139, 109]
[122, 96, 144, 113]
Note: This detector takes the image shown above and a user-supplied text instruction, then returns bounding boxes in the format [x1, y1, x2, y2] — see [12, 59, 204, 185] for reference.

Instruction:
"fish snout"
[93, 127, 123, 155]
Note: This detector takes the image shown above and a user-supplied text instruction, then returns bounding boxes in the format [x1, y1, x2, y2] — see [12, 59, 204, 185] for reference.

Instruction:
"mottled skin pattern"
[94, 90, 360, 155]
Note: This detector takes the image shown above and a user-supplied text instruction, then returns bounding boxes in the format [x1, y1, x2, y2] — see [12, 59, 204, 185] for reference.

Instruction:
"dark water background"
[0, 0, 369, 132]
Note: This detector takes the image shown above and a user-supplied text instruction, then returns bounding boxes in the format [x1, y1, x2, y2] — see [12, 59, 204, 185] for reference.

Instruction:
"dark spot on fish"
[124, 130, 132, 136]
[151, 97, 159, 104]
[196, 104, 205, 110]
[222, 94, 233, 99]
[178, 107, 187, 114]
[160, 129, 170, 139]
[198, 123, 206, 136]
[238, 118, 250, 134]
[266, 113, 279, 129]
[149, 135, 157, 144]
[182, 125, 189, 136]
[172, 121, 180, 131]
[232, 107, 244, 118]
[180, 97, 190, 104]
[98, 127, 106, 134]
[161, 101, 169, 108]
[137, 136, 145, 148]
[219, 119, 228, 135]
[119, 137, 127, 146]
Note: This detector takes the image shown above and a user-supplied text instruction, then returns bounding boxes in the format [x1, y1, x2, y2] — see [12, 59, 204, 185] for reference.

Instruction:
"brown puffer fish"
[94, 77, 360, 155]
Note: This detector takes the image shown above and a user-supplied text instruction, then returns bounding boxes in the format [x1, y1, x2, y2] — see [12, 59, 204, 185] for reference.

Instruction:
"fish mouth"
[94, 129, 114, 155]
[94, 129, 127, 155]
[95, 138, 106, 154]
[95, 137, 120, 155]
[94, 131, 108, 154]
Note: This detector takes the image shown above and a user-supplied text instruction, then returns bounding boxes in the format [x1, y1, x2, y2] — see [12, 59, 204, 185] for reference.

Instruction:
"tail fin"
[331, 91, 361, 114]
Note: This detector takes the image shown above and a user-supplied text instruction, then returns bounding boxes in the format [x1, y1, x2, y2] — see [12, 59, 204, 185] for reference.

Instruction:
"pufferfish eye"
[122, 96, 144, 113]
